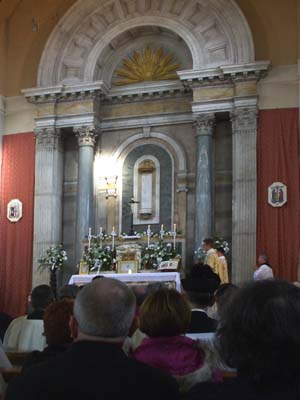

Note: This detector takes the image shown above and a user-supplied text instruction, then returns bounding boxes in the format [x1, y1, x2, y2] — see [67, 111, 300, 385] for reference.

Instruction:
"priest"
[202, 238, 228, 283]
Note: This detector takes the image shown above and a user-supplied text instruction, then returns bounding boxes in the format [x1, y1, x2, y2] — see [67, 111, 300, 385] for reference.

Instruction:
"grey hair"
[74, 278, 136, 338]
[259, 254, 269, 263]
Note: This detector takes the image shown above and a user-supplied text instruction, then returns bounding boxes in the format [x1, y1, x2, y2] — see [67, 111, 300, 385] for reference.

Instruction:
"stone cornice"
[100, 112, 194, 131]
[192, 95, 258, 114]
[177, 61, 271, 87]
[22, 81, 109, 104]
[105, 81, 190, 104]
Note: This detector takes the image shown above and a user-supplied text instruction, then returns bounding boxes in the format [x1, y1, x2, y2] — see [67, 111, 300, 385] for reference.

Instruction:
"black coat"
[22, 345, 69, 372]
[184, 377, 300, 400]
[6, 340, 180, 400]
[188, 310, 218, 333]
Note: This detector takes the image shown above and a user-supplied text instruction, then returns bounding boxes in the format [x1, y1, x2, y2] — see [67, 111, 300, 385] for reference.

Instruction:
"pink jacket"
[132, 336, 221, 392]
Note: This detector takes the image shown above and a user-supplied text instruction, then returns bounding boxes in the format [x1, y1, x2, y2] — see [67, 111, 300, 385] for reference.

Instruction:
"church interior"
[0, 0, 300, 400]
[0, 0, 300, 315]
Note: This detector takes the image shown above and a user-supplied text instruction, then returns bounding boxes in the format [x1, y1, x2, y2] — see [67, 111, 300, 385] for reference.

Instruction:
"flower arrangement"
[38, 245, 68, 272]
[194, 236, 230, 261]
[214, 237, 230, 254]
[141, 241, 181, 270]
[194, 247, 206, 262]
[82, 245, 114, 273]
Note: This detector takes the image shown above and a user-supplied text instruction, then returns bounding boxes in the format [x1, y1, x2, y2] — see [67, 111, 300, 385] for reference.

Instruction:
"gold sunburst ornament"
[114, 47, 181, 86]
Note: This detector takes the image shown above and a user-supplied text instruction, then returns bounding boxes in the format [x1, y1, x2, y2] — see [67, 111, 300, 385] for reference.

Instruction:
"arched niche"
[121, 144, 173, 234]
[37, 0, 255, 87]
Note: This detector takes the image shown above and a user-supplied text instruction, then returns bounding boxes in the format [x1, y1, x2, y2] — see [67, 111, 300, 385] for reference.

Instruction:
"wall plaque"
[268, 182, 287, 208]
[7, 199, 23, 222]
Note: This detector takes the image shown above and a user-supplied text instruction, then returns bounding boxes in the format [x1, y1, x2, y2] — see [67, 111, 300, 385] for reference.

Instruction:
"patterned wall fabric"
[0, 133, 35, 317]
[257, 109, 300, 281]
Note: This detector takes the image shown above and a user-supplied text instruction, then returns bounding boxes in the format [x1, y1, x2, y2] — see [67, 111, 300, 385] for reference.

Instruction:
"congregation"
[0, 240, 298, 400]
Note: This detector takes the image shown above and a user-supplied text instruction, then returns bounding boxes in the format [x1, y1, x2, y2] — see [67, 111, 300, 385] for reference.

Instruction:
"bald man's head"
[74, 278, 136, 338]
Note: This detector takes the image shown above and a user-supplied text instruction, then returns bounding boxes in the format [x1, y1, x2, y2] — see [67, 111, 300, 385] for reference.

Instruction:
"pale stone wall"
[258, 65, 300, 110]
[4, 96, 36, 134]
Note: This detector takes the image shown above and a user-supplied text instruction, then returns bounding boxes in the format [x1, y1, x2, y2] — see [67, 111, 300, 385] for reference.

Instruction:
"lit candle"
[128, 268, 132, 274]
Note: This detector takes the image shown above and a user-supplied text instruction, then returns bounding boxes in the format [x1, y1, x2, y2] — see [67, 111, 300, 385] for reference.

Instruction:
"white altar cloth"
[69, 272, 182, 292]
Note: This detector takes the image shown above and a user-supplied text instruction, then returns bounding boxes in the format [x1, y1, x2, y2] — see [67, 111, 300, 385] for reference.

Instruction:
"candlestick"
[160, 224, 165, 240]
[88, 227, 92, 250]
[99, 226, 103, 249]
[173, 224, 177, 250]
[147, 225, 151, 248]
[111, 226, 117, 251]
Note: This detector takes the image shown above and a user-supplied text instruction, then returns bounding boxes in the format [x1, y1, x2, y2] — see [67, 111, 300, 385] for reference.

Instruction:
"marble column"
[194, 113, 215, 249]
[74, 126, 98, 263]
[231, 107, 258, 283]
[32, 128, 64, 287]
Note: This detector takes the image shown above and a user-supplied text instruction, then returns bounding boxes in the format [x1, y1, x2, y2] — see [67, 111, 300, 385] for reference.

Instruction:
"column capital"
[35, 127, 62, 150]
[193, 113, 215, 137]
[74, 125, 99, 147]
[230, 107, 258, 132]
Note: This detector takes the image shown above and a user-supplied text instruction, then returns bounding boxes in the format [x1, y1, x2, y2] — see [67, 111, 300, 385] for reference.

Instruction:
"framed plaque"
[268, 182, 287, 208]
[79, 262, 89, 275]
[117, 260, 139, 274]
[7, 199, 22, 223]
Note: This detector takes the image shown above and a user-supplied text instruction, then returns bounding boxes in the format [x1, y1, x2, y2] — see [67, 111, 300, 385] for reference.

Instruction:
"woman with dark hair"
[213, 283, 239, 319]
[132, 289, 221, 393]
[185, 280, 300, 400]
[23, 299, 74, 370]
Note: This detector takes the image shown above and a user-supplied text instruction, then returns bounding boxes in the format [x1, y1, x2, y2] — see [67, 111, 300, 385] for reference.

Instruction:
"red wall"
[257, 108, 300, 281]
[0, 133, 35, 317]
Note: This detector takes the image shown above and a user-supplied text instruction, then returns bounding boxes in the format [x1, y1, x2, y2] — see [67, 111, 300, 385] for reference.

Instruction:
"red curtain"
[257, 109, 300, 281]
[0, 133, 35, 317]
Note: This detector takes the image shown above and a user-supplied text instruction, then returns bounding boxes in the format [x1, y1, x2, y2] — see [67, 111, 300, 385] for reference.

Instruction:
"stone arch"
[112, 131, 187, 174]
[114, 134, 178, 233]
[38, 0, 255, 87]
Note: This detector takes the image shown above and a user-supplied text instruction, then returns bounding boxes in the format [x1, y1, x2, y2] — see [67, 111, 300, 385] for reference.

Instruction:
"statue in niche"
[137, 159, 156, 220]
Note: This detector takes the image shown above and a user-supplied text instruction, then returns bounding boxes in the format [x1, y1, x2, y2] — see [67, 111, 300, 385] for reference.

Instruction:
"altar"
[69, 272, 182, 292]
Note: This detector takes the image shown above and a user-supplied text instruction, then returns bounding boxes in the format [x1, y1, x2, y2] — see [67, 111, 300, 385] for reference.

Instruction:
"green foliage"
[38, 245, 68, 272]
[82, 245, 114, 272]
[141, 240, 180, 270]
